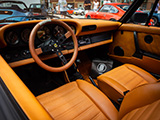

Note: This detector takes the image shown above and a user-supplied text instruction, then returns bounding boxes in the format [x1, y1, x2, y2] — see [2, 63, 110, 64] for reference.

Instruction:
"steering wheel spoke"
[58, 31, 72, 45]
[65, 31, 72, 39]
[35, 47, 43, 55]
[56, 50, 67, 65]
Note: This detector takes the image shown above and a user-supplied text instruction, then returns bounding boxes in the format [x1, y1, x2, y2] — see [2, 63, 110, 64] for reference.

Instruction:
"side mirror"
[130, 12, 148, 24]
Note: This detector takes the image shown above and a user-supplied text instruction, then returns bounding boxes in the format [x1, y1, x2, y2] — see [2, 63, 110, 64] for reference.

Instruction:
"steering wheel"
[29, 19, 78, 72]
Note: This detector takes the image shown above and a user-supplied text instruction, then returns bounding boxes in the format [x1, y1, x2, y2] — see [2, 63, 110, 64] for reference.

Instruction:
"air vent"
[82, 25, 97, 32]
[144, 35, 153, 44]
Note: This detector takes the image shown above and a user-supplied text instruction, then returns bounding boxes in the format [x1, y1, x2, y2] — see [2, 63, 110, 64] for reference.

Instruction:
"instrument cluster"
[5, 24, 76, 46]
[3, 23, 76, 63]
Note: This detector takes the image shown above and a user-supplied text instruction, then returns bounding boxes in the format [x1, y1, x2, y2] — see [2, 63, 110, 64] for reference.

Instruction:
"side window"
[99, 5, 110, 12]
[99, 5, 118, 13]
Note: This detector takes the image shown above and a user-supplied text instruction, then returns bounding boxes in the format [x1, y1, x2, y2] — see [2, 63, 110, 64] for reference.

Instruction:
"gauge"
[70, 25, 76, 34]
[53, 25, 65, 38]
[37, 26, 51, 41]
[6, 31, 19, 45]
[21, 29, 31, 43]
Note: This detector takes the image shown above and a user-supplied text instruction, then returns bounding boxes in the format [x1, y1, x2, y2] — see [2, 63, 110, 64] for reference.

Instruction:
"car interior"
[0, 0, 160, 119]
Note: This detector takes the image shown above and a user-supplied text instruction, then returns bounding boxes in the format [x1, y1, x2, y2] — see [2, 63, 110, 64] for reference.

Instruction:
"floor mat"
[13, 61, 66, 96]
[77, 52, 98, 85]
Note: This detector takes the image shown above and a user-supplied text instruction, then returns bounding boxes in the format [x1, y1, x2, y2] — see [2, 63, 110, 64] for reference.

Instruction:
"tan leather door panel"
[109, 24, 160, 75]
[138, 33, 160, 56]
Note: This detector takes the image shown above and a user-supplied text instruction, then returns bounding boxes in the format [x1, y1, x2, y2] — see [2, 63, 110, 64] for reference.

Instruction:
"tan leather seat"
[37, 80, 118, 120]
[97, 64, 157, 103]
[37, 80, 160, 120]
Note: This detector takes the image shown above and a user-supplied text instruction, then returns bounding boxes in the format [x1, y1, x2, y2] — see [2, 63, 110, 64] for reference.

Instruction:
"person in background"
[84, 0, 91, 13]
[92, 0, 99, 11]
[103, 0, 111, 4]
[58, 0, 67, 18]
[53, 5, 57, 14]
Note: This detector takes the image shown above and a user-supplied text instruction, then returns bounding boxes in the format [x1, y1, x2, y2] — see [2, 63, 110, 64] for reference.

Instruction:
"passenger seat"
[97, 64, 157, 104]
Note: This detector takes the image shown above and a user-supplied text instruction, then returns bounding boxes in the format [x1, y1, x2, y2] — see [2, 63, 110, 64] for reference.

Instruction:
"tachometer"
[53, 25, 65, 38]
[21, 29, 31, 43]
[6, 31, 19, 45]
[37, 26, 51, 41]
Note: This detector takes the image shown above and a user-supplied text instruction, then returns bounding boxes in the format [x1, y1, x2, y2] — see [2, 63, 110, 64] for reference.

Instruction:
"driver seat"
[37, 80, 160, 120]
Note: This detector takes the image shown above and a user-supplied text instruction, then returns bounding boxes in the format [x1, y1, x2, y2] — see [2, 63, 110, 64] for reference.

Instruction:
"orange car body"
[85, 3, 129, 20]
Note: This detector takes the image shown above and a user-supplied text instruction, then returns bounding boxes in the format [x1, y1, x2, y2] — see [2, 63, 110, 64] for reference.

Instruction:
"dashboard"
[0, 19, 121, 68]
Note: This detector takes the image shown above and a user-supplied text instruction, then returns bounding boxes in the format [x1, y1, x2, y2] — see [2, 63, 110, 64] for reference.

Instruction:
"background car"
[85, 3, 129, 20]
[29, 3, 48, 16]
[85, 3, 154, 26]
[152, 13, 160, 26]
[74, 7, 85, 15]
[67, 7, 74, 15]
[0, 1, 31, 21]
[143, 10, 160, 26]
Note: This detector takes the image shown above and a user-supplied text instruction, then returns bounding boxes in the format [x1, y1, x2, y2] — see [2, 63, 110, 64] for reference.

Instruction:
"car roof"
[29, 3, 45, 5]
[29, 3, 45, 7]
[0, 0, 27, 5]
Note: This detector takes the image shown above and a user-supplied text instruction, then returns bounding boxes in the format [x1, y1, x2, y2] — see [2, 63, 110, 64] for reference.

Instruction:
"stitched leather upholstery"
[37, 80, 160, 120]
[37, 80, 118, 120]
[119, 83, 160, 120]
[97, 64, 157, 103]
[122, 99, 160, 120]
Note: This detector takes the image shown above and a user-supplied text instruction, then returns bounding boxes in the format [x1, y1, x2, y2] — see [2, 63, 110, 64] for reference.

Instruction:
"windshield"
[0, 1, 27, 10]
[0, 0, 159, 27]
[29, 4, 44, 8]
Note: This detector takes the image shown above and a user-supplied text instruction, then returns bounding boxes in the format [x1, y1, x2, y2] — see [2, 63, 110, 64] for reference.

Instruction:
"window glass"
[99, 5, 111, 12]
[0, 2, 26, 10]
[0, 0, 159, 27]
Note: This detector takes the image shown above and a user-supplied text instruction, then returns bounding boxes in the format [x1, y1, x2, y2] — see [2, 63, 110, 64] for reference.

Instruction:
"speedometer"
[6, 31, 19, 45]
[21, 29, 31, 43]
[37, 26, 51, 41]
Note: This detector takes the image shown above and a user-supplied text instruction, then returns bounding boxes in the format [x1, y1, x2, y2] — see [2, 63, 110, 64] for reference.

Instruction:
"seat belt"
[117, 90, 130, 104]
[89, 76, 98, 88]
[132, 31, 143, 59]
